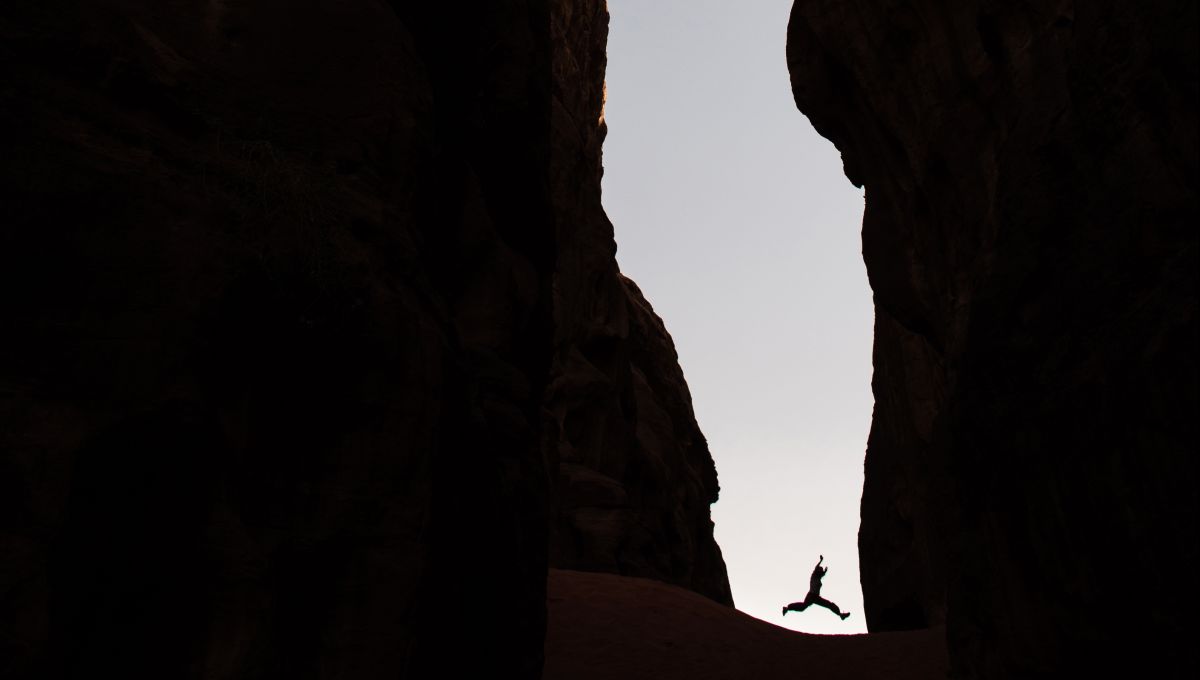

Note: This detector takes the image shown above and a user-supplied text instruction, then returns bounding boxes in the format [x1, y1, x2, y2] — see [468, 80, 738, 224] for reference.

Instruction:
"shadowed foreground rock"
[545, 569, 947, 680]
[787, 1, 1197, 678]
[0, 1, 727, 677]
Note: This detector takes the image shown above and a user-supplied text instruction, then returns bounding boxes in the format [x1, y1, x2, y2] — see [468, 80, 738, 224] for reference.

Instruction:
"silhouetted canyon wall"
[1, 2, 727, 678]
[545, 4, 731, 605]
[787, 1, 1197, 678]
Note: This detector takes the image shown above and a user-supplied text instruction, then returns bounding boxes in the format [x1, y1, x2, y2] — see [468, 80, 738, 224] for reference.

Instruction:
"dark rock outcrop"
[787, 1, 1197, 678]
[543, 2, 731, 606]
[1, 1, 727, 678]
[546, 274, 731, 605]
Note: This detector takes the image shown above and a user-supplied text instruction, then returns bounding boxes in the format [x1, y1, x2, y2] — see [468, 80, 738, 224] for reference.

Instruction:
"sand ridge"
[545, 569, 948, 679]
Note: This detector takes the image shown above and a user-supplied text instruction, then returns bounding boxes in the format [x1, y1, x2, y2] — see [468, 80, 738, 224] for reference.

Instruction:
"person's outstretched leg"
[783, 600, 811, 615]
[811, 595, 851, 619]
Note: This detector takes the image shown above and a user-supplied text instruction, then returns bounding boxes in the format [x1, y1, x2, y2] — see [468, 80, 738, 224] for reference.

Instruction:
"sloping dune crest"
[546, 570, 948, 679]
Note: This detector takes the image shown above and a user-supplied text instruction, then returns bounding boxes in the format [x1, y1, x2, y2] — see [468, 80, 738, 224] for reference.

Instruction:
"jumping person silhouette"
[782, 555, 851, 620]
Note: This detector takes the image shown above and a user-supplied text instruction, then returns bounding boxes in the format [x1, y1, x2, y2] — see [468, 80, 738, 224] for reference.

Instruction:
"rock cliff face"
[544, 2, 732, 606]
[787, 1, 1197, 678]
[546, 274, 731, 605]
[0, 2, 727, 678]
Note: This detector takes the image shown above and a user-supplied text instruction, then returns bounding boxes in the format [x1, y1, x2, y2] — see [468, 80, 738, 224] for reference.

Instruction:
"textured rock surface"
[787, 1, 1197, 678]
[0, 1, 728, 678]
[544, 0, 731, 605]
[546, 275, 731, 605]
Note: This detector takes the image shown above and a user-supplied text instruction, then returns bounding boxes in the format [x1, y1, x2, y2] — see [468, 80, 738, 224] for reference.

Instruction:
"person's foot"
[782, 606, 788, 616]
[839, 612, 851, 621]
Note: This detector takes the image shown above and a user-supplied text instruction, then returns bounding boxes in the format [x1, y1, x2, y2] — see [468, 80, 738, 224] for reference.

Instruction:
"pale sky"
[602, 0, 872, 635]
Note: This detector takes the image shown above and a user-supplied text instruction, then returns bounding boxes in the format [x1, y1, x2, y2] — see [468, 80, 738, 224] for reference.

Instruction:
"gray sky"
[603, 0, 872, 634]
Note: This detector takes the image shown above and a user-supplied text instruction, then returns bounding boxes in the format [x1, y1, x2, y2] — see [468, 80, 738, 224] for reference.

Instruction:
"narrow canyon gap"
[1, 2, 1194, 680]
[602, 0, 872, 635]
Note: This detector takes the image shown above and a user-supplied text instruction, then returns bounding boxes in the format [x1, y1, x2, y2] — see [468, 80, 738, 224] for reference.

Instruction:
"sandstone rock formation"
[787, 1, 1197, 678]
[545, 2, 732, 606]
[0, 2, 727, 678]
[546, 275, 731, 606]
